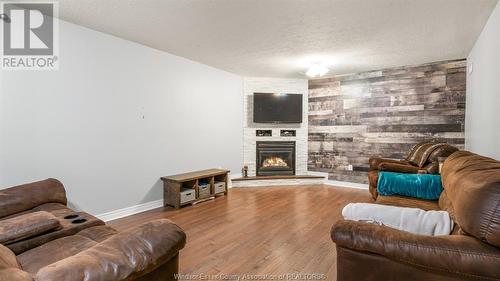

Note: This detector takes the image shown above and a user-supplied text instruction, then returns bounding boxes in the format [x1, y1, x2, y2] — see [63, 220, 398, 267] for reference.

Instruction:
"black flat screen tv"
[253, 93, 303, 123]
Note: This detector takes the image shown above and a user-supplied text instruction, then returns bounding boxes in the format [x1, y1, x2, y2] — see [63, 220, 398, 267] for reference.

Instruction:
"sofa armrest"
[0, 268, 33, 281]
[35, 219, 186, 281]
[0, 211, 61, 244]
[378, 162, 425, 174]
[368, 157, 404, 171]
[331, 220, 500, 279]
[0, 244, 32, 281]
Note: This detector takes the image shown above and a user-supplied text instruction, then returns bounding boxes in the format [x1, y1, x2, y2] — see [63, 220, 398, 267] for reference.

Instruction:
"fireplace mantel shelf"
[232, 175, 324, 182]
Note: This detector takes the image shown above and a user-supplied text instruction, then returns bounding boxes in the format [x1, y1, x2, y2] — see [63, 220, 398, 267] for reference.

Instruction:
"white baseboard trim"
[307, 171, 329, 178]
[324, 180, 368, 189]
[228, 172, 240, 189]
[96, 199, 163, 222]
[307, 171, 368, 189]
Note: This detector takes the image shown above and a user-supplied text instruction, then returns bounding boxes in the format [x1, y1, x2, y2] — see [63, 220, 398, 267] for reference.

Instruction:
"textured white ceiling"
[53, 0, 498, 78]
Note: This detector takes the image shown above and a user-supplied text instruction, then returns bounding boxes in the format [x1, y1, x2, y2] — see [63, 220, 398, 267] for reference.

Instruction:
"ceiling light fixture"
[306, 63, 329, 78]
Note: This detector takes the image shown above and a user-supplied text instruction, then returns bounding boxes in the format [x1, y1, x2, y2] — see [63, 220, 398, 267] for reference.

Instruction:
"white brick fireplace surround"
[233, 77, 325, 187]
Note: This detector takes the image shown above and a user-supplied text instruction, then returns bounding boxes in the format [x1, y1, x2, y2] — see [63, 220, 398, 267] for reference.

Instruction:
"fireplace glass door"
[256, 141, 295, 176]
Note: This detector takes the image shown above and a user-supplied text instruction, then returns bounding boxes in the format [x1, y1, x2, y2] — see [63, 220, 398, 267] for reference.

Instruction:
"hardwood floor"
[109, 185, 372, 280]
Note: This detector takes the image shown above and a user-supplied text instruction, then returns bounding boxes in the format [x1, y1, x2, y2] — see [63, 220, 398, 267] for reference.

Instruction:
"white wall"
[466, 2, 500, 160]
[0, 20, 243, 215]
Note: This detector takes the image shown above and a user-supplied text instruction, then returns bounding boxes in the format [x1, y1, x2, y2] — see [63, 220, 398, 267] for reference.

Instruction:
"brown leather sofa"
[331, 151, 500, 281]
[0, 179, 186, 281]
[368, 141, 458, 200]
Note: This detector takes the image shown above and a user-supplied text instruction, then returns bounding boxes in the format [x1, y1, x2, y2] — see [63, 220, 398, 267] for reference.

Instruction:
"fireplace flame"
[262, 157, 288, 168]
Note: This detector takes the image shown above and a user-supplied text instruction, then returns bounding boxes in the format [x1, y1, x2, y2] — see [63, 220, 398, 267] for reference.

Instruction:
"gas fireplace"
[256, 141, 296, 176]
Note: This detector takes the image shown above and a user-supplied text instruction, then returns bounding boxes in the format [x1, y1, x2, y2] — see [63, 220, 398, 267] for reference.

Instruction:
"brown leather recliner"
[0, 179, 186, 281]
[332, 151, 500, 281]
[368, 141, 458, 199]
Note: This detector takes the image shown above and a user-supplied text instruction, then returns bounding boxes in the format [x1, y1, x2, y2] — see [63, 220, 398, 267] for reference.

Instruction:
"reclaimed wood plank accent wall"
[308, 59, 466, 184]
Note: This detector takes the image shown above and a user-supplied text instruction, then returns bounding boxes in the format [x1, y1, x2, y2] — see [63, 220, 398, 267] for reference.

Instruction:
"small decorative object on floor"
[242, 165, 248, 177]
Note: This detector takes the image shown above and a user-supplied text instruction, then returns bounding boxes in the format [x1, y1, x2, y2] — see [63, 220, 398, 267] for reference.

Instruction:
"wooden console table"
[161, 169, 229, 209]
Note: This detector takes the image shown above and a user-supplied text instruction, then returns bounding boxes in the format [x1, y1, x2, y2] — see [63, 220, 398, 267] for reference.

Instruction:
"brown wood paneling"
[308, 59, 466, 183]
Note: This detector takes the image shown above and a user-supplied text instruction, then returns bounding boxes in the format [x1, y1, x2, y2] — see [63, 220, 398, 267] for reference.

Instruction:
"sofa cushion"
[376, 195, 440, 211]
[76, 225, 118, 243]
[407, 142, 431, 166]
[18, 235, 98, 275]
[377, 172, 443, 200]
[408, 142, 447, 167]
[441, 151, 500, 247]
[405, 142, 426, 162]
[378, 162, 422, 174]
[369, 157, 408, 171]
[17, 226, 118, 275]
[34, 219, 186, 281]
[0, 211, 61, 244]
[427, 144, 459, 164]
[6, 210, 104, 254]
[0, 179, 67, 219]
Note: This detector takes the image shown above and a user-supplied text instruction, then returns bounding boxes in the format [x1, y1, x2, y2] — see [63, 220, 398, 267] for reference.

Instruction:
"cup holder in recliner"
[71, 218, 87, 224]
[64, 214, 79, 220]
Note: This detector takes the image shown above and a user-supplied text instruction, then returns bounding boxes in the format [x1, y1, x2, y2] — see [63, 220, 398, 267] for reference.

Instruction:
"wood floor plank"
[109, 185, 373, 280]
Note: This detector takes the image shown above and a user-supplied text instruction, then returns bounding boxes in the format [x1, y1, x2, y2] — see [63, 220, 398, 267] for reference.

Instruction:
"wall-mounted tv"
[253, 93, 303, 124]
